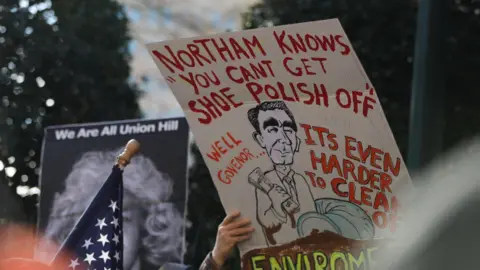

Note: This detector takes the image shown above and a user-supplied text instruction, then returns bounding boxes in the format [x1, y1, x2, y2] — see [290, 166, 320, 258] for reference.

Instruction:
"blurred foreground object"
[0, 258, 51, 270]
[0, 225, 70, 270]
[0, 225, 39, 260]
[377, 138, 480, 269]
[50, 139, 139, 269]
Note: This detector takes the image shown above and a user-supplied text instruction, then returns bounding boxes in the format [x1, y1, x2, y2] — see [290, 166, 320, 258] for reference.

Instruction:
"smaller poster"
[36, 118, 190, 270]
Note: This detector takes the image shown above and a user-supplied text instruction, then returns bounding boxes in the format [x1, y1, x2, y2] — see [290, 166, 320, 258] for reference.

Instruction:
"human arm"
[199, 252, 222, 270]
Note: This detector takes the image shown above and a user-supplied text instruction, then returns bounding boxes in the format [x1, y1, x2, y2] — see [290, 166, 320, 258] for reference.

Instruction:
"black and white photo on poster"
[35, 118, 190, 270]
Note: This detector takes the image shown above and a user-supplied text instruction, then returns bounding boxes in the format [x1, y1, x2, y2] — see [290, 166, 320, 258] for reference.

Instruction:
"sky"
[119, 0, 258, 118]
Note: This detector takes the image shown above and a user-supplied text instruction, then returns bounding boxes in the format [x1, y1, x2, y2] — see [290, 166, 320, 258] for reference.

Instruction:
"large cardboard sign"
[147, 19, 413, 269]
[36, 118, 189, 270]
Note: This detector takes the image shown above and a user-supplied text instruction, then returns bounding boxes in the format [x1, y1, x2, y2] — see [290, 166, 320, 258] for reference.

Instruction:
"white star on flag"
[108, 200, 118, 212]
[95, 218, 108, 230]
[110, 217, 119, 228]
[82, 238, 93, 250]
[97, 233, 110, 246]
[113, 251, 120, 261]
[68, 258, 80, 269]
[84, 253, 97, 265]
[112, 234, 120, 245]
[99, 250, 111, 263]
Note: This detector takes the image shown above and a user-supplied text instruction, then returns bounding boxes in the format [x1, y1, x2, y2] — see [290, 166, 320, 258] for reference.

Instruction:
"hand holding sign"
[212, 211, 255, 266]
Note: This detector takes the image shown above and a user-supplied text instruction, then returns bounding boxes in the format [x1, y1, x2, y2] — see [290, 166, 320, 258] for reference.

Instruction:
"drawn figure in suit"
[247, 101, 375, 246]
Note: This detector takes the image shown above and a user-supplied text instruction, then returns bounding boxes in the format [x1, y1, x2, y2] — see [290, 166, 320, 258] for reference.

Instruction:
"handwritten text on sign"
[151, 31, 376, 125]
[300, 123, 401, 232]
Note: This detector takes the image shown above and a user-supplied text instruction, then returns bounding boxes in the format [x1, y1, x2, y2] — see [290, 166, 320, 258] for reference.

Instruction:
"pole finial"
[117, 139, 140, 168]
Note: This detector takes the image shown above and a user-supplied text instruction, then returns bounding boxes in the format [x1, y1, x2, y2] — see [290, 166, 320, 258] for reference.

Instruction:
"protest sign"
[147, 19, 413, 269]
[36, 118, 189, 270]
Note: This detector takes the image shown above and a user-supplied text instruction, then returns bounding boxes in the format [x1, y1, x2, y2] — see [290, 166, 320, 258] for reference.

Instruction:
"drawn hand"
[212, 211, 255, 266]
[267, 185, 290, 219]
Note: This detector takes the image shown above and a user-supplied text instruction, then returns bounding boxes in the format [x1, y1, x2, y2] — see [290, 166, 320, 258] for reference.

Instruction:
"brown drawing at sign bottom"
[241, 230, 388, 270]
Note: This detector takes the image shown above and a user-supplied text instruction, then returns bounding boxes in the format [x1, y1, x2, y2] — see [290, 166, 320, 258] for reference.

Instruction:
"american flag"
[51, 165, 124, 270]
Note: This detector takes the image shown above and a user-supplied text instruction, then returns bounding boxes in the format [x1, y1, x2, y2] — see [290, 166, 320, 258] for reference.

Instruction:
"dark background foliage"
[0, 0, 140, 223]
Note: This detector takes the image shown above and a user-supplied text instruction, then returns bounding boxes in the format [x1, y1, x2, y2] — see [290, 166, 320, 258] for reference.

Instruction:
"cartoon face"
[255, 109, 299, 165]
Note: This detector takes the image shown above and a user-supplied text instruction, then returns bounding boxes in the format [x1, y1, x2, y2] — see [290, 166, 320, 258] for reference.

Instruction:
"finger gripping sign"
[147, 19, 413, 269]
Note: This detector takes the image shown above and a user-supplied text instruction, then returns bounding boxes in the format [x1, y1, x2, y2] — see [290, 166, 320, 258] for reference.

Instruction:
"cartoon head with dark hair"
[247, 101, 300, 165]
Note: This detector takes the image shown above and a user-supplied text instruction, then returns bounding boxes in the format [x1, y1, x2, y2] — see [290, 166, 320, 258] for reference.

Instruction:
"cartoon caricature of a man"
[247, 100, 316, 246]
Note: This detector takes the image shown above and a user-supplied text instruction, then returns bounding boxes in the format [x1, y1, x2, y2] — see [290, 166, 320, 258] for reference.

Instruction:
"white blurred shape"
[45, 98, 54, 107]
[16, 185, 29, 197]
[16, 74, 24, 83]
[377, 138, 480, 270]
[28, 187, 40, 196]
[8, 156, 15, 164]
[36, 77, 46, 87]
[5, 167, 17, 177]
[19, 0, 29, 8]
